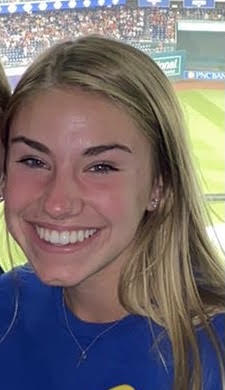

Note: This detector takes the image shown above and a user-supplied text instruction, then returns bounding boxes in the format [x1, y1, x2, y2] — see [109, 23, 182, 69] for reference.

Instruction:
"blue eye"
[89, 164, 118, 174]
[17, 157, 47, 169]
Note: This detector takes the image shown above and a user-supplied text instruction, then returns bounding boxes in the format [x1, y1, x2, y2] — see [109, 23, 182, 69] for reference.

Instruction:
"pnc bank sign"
[186, 70, 225, 80]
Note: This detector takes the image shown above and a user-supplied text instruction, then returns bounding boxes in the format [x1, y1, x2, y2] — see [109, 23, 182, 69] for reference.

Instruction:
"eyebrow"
[11, 136, 50, 154]
[82, 144, 132, 156]
[11, 136, 132, 157]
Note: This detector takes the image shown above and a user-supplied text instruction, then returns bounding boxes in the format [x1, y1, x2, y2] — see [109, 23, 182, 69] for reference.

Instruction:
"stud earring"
[151, 198, 159, 209]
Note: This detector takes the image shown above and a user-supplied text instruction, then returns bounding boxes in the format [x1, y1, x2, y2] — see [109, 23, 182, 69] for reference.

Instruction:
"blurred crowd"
[0, 8, 145, 66]
[1, 5, 225, 67]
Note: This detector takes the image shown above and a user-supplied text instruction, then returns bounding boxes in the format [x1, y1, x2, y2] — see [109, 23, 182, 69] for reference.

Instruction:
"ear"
[146, 176, 163, 212]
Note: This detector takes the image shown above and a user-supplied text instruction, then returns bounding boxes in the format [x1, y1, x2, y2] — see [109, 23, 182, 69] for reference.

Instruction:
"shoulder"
[0, 266, 29, 338]
[211, 312, 225, 336]
[197, 313, 225, 389]
[199, 313, 225, 364]
[0, 264, 41, 289]
[0, 265, 56, 316]
[0, 264, 56, 299]
[0, 266, 60, 339]
[197, 312, 225, 343]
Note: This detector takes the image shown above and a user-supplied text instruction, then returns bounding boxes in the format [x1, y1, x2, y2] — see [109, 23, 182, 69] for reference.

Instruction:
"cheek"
[89, 178, 145, 224]
[4, 168, 47, 211]
[90, 189, 127, 221]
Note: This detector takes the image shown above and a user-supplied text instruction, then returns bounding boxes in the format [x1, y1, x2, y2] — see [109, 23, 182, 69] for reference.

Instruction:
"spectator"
[1, 5, 225, 67]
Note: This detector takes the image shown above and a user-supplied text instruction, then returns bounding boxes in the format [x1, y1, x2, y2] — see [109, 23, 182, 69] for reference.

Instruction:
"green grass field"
[176, 88, 225, 224]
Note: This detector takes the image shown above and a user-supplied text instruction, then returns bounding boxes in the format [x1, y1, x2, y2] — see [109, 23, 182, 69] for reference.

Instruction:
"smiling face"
[4, 88, 158, 288]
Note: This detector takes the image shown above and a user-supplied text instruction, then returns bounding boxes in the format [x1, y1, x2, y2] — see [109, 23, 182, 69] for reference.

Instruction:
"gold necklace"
[62, 289, 122, 368]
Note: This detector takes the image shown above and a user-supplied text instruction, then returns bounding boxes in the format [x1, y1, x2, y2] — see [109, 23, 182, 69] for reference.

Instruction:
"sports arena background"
[1, 0, 225, 252]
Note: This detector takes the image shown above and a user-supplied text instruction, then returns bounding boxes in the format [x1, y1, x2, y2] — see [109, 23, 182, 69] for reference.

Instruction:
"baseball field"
[174, 81, 225, 225]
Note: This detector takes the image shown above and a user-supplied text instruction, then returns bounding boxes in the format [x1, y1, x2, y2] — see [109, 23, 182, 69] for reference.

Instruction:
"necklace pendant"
[76, 351, 87, 368]
[81, 351, 87, 360]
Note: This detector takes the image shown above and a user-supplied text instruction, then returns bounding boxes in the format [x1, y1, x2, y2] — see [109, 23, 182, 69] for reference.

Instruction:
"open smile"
[35, 226, 97, 246]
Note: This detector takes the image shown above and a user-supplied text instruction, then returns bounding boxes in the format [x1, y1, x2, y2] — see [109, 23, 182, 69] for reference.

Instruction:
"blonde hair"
[1, 35, 225, 389]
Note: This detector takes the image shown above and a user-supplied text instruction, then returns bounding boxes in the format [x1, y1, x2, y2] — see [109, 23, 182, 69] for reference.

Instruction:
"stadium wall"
[5, 46, 225, 86]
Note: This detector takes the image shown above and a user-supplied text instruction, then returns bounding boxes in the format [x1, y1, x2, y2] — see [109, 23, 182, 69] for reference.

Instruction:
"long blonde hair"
[1, 35, 225, 389]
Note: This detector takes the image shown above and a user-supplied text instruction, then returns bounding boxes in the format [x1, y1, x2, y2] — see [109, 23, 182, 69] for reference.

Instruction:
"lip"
[29, 221, 100, 232]
[26, 222, 101, 254]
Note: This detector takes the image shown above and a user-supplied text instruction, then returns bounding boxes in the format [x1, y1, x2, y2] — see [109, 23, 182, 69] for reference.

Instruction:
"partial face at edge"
[4, 88, 159, 288]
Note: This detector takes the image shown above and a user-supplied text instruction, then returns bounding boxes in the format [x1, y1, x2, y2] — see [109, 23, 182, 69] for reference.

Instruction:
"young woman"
[0, 36, 224, 390]
[0, 61, 26, 272]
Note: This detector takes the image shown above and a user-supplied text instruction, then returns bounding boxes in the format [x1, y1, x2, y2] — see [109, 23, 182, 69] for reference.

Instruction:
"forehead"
[10, 88, 150, 155]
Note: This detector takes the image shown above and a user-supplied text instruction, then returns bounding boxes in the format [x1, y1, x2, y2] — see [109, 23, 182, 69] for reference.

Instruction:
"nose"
[42, 174, 84, 220]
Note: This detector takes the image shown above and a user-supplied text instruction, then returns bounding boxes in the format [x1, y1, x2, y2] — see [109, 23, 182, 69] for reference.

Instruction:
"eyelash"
[88, 163, 119, 174]
[16, 157, 48, 169]
[16, 158, 118, 175]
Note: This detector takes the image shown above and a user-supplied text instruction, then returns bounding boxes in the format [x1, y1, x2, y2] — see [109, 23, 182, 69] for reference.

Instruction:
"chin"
[33, 263, 86, 287]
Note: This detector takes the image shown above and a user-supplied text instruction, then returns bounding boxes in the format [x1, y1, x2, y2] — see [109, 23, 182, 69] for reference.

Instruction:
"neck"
[64, 276, 128, 323]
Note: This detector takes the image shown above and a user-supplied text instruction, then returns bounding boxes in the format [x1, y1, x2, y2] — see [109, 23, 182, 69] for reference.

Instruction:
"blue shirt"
[0, 267, 224, 389]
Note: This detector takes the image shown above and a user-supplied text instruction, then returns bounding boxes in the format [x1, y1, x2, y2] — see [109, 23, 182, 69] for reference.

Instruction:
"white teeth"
[40, 228, 44, 239]
[84, 230, 90, 239]
[70, 231, 77, 244]
[60, 231, 70, 245]
[77, 230, 84, 242]
[35, 226, 97, 246]
[50, 230, 59, 244]
[44, 229, 51, 242]
[37, 226, 45, 239]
